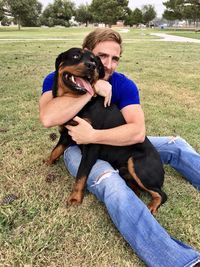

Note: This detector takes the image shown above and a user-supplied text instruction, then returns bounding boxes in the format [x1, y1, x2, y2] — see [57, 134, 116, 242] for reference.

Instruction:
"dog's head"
[53, 48, 105, 97]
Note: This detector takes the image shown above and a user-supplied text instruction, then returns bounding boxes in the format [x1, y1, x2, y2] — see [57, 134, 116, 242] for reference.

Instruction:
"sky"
[39, 0, 165, 17]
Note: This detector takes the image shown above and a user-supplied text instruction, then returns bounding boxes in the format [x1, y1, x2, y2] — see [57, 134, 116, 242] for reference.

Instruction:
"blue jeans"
[64, 136, 200, 267]
[149, 136, 200, 189]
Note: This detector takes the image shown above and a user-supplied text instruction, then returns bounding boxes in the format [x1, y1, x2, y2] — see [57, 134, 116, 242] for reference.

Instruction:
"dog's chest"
[79, 97, 125, 129]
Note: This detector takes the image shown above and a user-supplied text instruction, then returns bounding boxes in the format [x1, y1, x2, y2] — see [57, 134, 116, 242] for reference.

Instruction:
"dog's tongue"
[75, 77, 94, 95]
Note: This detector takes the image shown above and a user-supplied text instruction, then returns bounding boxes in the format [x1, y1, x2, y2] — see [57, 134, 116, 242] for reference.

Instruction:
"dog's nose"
[85, 61, 96, 70]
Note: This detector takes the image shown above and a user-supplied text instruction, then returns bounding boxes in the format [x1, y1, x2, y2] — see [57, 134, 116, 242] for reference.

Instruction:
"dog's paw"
[148, 200, 161, 215]
[148, 204, 158, 215]
[43, 158, 54, 166]
[66, 191, 84, 206]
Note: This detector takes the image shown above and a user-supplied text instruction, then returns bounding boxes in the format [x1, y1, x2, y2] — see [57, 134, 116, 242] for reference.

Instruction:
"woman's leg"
[64, 145, 200, 267]
[148, 136, 200, 189]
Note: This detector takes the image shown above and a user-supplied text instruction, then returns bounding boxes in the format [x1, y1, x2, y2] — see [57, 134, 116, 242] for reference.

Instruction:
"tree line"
[163, 0, 200, 27]
[0, 0, 200, 29]
[0, 0, 156, 29]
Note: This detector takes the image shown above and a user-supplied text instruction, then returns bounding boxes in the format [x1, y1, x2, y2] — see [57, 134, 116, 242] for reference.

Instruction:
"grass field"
[166, 30, 200, 40]
[0, 27, 200, 267]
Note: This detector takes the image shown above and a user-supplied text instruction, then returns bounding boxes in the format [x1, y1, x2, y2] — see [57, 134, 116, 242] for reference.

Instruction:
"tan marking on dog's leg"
[127, 157, 162, 215]
[45, 144, 66, 165]
[67, 176, 87, 205]
[147, 191, 162, 215]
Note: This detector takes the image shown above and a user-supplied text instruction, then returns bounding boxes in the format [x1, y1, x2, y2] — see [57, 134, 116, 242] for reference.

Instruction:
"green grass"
[0, 27, 200, 266]
[166, 30, 200, 40]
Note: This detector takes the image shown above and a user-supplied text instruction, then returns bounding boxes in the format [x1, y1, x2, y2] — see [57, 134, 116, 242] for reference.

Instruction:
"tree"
[4, 0, 42, 29]
[182, 0, 200, 25]
[163, 0, 200, 24]
[40, 4, 54, 26]
[142, 5, 156, 26]
[0, 0, 12, 22]
[132, 8, 143, 26]
[41, 0, 75, 27]
[52, 0, 74, 21]
[0, 0, 5, 20]
[163, 0, 184, 21]
[75, 4, 93, 26]
[125, 8, 143, 26]
[21, 1, 42, 26]
[124, 7, 133, 26]
[89, 0, 129, 27]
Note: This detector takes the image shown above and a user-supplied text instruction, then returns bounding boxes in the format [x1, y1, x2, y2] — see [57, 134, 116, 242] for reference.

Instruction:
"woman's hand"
[94, 79, 112, 107]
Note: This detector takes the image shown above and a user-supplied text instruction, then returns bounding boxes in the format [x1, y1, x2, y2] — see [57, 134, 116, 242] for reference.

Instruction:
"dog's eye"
[90, 57, 96, 62]
[73, 54, 80, 60]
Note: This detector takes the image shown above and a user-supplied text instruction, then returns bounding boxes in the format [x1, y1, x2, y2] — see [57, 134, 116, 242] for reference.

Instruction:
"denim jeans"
[149, 136, 200, 189]
[63, 136, 200, 267]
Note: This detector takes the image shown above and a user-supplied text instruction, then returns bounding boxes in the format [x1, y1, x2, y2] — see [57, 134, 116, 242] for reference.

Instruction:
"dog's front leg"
[45, 131, 72, 165]
[67, 144, 100, 205]
[67, 177, 87, 205]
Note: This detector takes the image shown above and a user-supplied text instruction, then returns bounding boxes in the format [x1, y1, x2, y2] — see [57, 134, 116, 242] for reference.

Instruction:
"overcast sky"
[39, 0, 165, 17]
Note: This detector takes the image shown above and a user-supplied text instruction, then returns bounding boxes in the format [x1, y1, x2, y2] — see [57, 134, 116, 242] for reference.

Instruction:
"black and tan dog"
[46, 48, 167, 214]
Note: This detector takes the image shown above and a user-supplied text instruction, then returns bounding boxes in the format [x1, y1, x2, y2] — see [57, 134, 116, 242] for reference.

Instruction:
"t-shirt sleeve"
[42, 72, 55, 94]
[118, 78, 140, 110]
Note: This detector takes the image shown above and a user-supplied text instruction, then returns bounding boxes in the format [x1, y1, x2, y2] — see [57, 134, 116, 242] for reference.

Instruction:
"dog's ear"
[55, 52, 63, 71]
[53, 52, 64, 97]
[95, 56, 105, 79]
[52, 71, 58, 97]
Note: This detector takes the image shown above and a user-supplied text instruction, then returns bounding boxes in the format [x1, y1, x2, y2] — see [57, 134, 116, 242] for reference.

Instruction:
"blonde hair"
[82, 28, 122, 54]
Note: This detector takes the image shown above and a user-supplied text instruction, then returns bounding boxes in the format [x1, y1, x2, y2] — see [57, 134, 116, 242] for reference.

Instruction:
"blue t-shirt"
[42, 71, 140, 110]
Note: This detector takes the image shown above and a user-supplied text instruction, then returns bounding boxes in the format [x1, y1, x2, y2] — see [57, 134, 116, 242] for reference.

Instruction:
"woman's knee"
[87, 167, 132, 202]
[86, 161, 117, 188]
